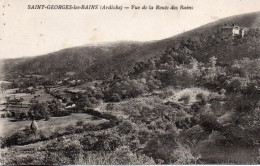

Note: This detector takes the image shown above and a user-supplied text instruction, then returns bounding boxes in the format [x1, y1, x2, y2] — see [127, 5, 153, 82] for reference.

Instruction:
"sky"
[0, 0, 260, 59]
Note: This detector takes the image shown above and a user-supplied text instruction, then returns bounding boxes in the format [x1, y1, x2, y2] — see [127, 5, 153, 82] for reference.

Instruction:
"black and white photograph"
[0, 0, 259, 164]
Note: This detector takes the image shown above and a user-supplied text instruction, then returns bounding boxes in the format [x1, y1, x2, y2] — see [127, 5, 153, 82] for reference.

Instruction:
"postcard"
[0, 0, 259, 164]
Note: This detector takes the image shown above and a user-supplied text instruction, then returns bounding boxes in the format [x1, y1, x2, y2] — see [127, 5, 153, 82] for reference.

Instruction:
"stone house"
[220, 24, 246, 37]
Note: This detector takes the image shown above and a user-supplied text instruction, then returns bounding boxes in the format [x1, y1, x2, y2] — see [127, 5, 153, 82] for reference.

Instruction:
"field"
[0, 113, 106, 138]
[164, 87, 212, 104]
[5, 89, 54, 104]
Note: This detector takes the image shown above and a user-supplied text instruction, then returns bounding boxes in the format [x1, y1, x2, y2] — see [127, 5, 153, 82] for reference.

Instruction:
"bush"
[28, 103, 49, 120]
[65, 124, 76, 134]
[53, 110, 71, 117]
[3, 131, 25, 147]
[196, 93, 205, 101]
[81, 132, 123, 152]
[76, 120, 84, 126]
[44, 151, 71, 165]
[143, 135, 176, 163]
[80, 135, 99, 151]
[184, 125, 204, 143]
[96, 134, 122, 151]
[77, 146, 155, 165]
[39, 130, 50, 140]
[219, 88, 226, 95]
[3, 129, 33, 147]
[208, 92, 224, 101]
[170, 142, 201, 164]
[111, 93, 121, 102]
[137, 128, 152, 144]
[178, 95, 190, 104]
[83, 123, 98, 131]
[44, 115, 50, 121]
[117, 120, 134, 134]
[204, 130, 226, 145]
[63, 140, 83, 159]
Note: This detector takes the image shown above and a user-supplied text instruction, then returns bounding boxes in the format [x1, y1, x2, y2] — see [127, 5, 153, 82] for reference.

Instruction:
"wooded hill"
[3, 12, 260, 81]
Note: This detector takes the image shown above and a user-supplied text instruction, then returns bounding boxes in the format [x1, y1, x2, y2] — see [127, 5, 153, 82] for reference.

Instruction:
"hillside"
[3, 42, 144, 79]
[3, 11, 260, 80]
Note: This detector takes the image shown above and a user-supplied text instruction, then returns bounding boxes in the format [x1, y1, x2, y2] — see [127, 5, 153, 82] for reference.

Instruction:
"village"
[0, 70, 107, 138]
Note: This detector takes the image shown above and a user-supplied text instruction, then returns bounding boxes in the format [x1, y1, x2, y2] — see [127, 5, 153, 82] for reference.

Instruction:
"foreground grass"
[0, 113, 106, 138]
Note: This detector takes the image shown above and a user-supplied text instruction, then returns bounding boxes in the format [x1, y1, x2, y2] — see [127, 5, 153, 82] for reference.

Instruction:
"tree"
[30, 119, 39, 134]
[190, 58, 198, 70]
[148, 59, 156, 70]
[209, 56, 217, 68]
[170, 141, 201, 164]
[19, 112, 27, 120]
[48, 101, 60, 116]
[28, 103, 49, 120]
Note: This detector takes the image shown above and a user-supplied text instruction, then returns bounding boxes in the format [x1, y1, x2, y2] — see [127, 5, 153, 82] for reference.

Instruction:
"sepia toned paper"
[0, 0, 259, 165]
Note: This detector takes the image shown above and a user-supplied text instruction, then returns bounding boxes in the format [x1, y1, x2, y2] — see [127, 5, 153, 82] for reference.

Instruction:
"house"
[69, 80, 76, 85]
[66, 71, 75, 76]
[65, 103, 76, 109]
[57, 81, 63, 85]
[220, 24, 246, 37]
[232, 25, 246, 37]
[38, 85, 44, 89]
[27, 86, 34, 91]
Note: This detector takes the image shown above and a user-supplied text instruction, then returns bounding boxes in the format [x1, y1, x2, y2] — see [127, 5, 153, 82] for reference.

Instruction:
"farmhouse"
[220, 24, 246, 37]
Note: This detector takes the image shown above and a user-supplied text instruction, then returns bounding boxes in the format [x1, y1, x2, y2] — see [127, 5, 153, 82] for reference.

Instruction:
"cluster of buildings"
[220, 24, 247, 37]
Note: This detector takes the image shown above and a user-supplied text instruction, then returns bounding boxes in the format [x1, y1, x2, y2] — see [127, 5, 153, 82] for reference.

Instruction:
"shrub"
[76, 120, 84, 126]
[53, 110, 71, 117]
[100, 112, 117, 120]
[81, 132, 123, 152]
[117, 120, 134, 134]
[219, 88, 226, 95]
[3, 131, 24, 146]
[143, 136, 173, 163]
[63, 140, 83, 160]
[208, 92, 224, 101]
[184, 125, 204, 143]
[28, 103, 49, 120]
[44, 115, 50, 121]
[51, 127, 65, 139]
[170, 141, 201, 164]
[204, 130, 226, 145]
[178, 95, 190, 104]
[80, 135, 99, 151]
[199, 105, 221, 132]
[44, 151, 71, 165]
[19, 112, 27, 120]
[65, 124, 76, 134]
[39, 130, 50, 140]
[83, 123, 98, 131]
[78, 146, 155, 165]
[196, 93, 205, 101]
[137, 128, 152, 144]
[111, 93, 121, 102]
[3, 129, 34, 147]
[95, 134, 122, 151]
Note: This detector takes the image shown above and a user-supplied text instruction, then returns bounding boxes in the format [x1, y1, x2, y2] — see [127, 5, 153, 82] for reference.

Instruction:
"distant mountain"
[3, 11, 260, 80]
